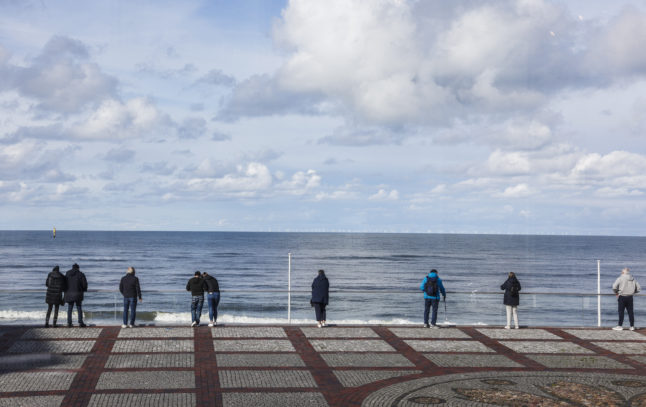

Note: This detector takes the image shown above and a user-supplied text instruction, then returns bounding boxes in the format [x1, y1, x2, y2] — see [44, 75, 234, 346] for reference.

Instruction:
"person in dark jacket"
[311, 269, 329, 327]
[420, 269, 446, 328]
[501, 272, 521, 329]
[119, 267, 142, 328]
[202, 272, 220, 327]
[186, 271, 207, 327]
[45, 266, 67, 327]
[64, 263, 88, 327]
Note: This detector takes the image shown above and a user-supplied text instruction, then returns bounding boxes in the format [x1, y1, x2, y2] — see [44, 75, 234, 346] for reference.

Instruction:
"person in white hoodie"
[612, 268, 641, 331]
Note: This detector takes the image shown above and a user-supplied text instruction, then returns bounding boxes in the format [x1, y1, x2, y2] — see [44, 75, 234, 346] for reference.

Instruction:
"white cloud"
[486, 150, 531, 175]
[369, 188, 399, 200]
[500, 183, 533, 198]
[277, 169, 321, 194]
[571, 150, 646, 179]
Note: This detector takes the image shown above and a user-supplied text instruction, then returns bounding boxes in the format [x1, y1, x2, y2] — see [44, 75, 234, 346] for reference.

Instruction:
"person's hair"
[318, 269, 325, 275]
[202, 271, 208, 276]
[73, 263, 79, 269]
[195, 271, 201, 277]
[509, 272, 516, 278]
[127, 267, 135, 275]
[53, 265, 59, 272]
[623, 268, 631, 274]
[431, 269, 438, 274]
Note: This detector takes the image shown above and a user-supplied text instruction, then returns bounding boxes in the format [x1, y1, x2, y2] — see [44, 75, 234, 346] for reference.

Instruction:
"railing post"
[288, 253, 292, 324]
[597, 260, 601, 327]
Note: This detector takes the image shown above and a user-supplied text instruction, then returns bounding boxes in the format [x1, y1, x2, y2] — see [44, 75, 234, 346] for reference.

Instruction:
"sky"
[1, 0, 646, 235]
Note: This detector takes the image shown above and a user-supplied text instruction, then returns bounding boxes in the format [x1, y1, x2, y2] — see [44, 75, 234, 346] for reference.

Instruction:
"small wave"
[76, 257, 126, 262]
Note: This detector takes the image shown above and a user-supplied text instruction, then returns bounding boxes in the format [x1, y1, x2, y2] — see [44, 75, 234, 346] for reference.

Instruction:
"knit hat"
[53, 266, 59, 272]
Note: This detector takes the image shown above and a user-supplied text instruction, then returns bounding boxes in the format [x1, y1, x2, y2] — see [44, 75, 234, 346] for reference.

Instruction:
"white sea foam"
[153, 312, 418, 325]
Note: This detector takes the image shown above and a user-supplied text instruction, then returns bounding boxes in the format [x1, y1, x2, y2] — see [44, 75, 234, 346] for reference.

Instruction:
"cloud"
[318, 125, 405, 146]
[277, 169, 321, 194]
[195, 69, 236, 87]
[0, 140, 76, 182]
[104, 147, 136, 162]
[187, 162, 273, 197]
[499, 183, 533, 198]
[3, 36, 117, 114]
[369, 188, 399, 201]
[486, 150, 531, 175]
[140, 161, 176, 176]
[178, 117, 207, 139]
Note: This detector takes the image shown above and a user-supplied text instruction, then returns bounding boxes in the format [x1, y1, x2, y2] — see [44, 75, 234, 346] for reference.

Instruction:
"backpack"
[510, 281, 520, 297]
[424, 276, 438, 297]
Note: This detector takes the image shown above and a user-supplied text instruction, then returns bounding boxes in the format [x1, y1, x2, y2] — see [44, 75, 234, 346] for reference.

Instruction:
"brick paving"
[3, 325, 646, 406]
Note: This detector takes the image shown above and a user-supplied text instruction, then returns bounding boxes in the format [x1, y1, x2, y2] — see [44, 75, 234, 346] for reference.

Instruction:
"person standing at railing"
[501, 272, 521, 329]
[420, 269, 446, 328]
[119, 267, 142, 328]
[202, 271, 220, 327]
[45, 265, 67, 328]
[311, 269, 329, 328]
[612, 268, 641, 331]
[64, 263, 88, 327]
[187, 271, 207, 327]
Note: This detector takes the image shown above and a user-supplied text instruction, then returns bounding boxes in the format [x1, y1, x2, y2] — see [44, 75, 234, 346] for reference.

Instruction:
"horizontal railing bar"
[0, 289, 631, 296]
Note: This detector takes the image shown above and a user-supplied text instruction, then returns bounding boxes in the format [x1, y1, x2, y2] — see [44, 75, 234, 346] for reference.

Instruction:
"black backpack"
[424, 276, 438, 297]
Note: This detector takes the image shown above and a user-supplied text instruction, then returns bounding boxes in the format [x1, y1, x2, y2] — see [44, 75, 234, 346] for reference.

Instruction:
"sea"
[1, 231, 645, 327]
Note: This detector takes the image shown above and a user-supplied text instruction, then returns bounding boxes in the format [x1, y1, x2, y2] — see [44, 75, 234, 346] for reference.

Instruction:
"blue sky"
[1, 0, 646, 235]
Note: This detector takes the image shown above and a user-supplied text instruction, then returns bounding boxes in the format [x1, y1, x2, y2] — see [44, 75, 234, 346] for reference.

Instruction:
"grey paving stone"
[404, 340, 493, 353]
[112, 339, 194, 353]
[629, 355, 646, 365]
[389, 327, 470, 339]
[300, 327, 378, 338]
[477, 328, 561, 340]
[222, 392, 328, 407]
[117, 327, 193, 338]
[105, 353, 194, 368]
[0, 371, 76, 392]
[0, 396, 64, 407]
[526, 354, 632, 369]
[211, 327, 286, 338]
[564, 329, 646, 340]
[321, 353, 415, 367]
[334, 370, 421, 387]
[0, 354, 87, 371]
[21, 328, 103, 339]
[213, 339, 295, 352]
[310, 339, 395, 352]
[425, 354, 522, 368]
[216, 354, 305, 367]
[500, 340, 595, 354]
[361, 371, 646, 407]
[88, 393, 196, 407]
[219, 370, 317, 388]
[593, 341, 646, 354]
[95, 371, 195, 390]
[7, 340, 95, 354]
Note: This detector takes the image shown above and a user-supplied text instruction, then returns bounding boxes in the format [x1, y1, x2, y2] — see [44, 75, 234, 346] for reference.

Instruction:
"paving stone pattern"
[3, 325, 646, 407]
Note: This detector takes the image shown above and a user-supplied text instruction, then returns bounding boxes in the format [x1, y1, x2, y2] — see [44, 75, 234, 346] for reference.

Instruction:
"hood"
[623, 273, 635, 281]
[428, 272, 438, 278]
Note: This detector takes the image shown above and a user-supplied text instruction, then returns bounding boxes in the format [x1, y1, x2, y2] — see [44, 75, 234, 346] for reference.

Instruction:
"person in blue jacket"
[420, 269, 446, 328]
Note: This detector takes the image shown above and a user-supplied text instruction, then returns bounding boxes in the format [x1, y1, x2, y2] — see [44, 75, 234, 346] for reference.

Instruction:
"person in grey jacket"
[612, 268, 641, 331]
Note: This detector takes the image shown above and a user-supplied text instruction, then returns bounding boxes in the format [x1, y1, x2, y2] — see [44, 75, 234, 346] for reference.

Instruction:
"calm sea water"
[1, 231, 645, 326]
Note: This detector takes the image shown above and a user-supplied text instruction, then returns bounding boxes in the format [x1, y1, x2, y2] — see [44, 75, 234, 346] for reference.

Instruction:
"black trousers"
[46, 303, 60, 323]
[618, 295, 635, 327]
[313, 302, 326, 321]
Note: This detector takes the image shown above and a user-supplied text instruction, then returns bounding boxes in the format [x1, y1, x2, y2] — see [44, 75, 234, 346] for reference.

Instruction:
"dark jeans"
[618, 295, 635, 327]
[313, 302, 326, 321]
[206, 292, 220, 322]
[424, 298, 439, 325]
[46, 304, 60, 324]
[67, 300, 83, 325]
[191, 295, 204, 323]
[123, 297, 137, 325]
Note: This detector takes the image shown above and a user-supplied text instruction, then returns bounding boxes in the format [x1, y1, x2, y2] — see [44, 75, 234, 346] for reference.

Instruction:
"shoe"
[612, 326, 623, 330]
[321, 321, 326, 327]
[53, 323, 58, 328]
[208, 322, 214, 327]
[45, 322, 49, 328]
[191, 321, 197, 327]
[423, 324, 430, 328]
[121, 324, 127, 328]
[213, 321, 217, 326]
[515, 326, 520, 329]
[67, 324, 73, 328]
[127, 325, 133, 328]
[317, 322, 322, 328]
[504, 326, 510, 330]
[79, 322, 86, 328]
[630, 326, 636, 331]
[430, 325, 439, 329]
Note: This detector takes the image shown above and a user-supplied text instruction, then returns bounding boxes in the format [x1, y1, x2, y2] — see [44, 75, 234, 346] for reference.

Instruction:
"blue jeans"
[424, 298, 439, 325]
[67, 300, 83, 325]
[191, 295, 204, 323]
[123, 297, 137, 325]
[206, 292, 220, 322]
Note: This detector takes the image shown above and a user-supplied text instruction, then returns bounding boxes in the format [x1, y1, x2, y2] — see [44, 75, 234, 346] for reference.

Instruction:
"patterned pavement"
[2, 325, 646, 406]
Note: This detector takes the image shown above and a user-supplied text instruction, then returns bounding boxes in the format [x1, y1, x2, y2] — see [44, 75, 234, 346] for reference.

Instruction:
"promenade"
[2, 325, 646, 406]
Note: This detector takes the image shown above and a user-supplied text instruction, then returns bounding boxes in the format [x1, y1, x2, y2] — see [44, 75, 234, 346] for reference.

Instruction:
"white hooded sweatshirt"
[613, 272, 641, 296]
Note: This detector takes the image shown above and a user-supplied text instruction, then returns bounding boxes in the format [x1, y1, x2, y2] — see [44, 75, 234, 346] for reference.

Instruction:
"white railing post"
[597, 259, 601, 327]
[288, 253, 292, 324]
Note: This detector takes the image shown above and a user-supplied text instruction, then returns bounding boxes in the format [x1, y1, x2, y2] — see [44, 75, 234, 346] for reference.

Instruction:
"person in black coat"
[64, 263, 88, 327]
[186, 271, 207, 327]
[119, 267, 142, 328]
[45, 266, 67, 327]
[202, 272, 220, 327]
[311, 269, 329, 327]
[501, 272, 521, 329]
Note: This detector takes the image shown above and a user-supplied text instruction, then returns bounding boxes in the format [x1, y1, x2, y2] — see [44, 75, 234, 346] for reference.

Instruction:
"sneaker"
[515, 326, 520, 329]
[612, 326, 623, 330]
[430, 324, 439, 329]
[317, 322, 322, 328]
[208, 322, 214, 327]
[504, 326, 510, 330]
[213, 321, 217, 326]
[127, 324, 133, 328]
[423, 323, 430, 328]
[79, 322, 86, 328]
[121, 324, 127, 328]
[191, 321, 197, 327]
[67, 324, 73, 328]
[630, 326, 636, 331]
